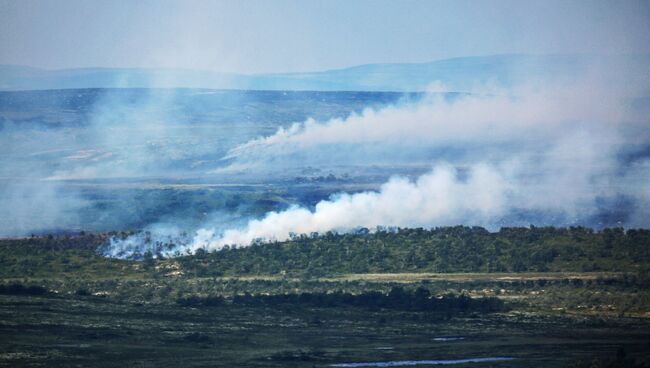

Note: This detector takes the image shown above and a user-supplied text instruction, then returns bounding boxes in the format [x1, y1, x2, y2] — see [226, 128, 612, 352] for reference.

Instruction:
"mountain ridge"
[1, 53, 648, 92]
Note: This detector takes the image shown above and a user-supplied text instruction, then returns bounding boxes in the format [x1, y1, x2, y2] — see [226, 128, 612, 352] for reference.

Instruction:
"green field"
[2, 292, 649, 367]
[1, 228, 650, 367]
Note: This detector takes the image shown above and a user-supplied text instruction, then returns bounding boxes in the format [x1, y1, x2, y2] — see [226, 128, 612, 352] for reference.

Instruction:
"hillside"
[2, 226, 650, 367]
[3, 54, 648, 91]
[118, 226, 650, 277]
[2, 226, 649, 280]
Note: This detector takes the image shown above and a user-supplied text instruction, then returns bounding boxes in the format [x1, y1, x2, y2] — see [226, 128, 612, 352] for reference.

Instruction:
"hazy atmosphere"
[1, 1, 649, 253]
[2, 1, 650, 367]
[2, 0, 650, 72]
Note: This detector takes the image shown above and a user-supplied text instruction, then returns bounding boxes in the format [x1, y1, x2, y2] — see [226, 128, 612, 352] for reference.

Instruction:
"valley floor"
[1, 292, 649, 368]
[2, 230, 649, 366]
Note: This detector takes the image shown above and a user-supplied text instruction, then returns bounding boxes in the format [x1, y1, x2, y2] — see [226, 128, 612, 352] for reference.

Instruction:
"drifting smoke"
[0, 88, 277, 236]
[108, 71, 650, 257]
[0, 89, 213, 236]
[224, 80, 639, 167]
[106, 164, 510, 257]
[0, 120, 90, 236]
[220, 76, 650, 222]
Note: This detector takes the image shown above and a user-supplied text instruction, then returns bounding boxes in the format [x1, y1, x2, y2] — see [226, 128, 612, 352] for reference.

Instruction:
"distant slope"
[2, 54, 648, 92]
[93, 226, 650, 276]
[1, 226, 649, 279]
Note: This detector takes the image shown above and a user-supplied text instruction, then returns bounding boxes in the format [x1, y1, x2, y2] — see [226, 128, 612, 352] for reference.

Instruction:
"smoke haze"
[1, 55, 649, 255]
[106, 64, 650, 257]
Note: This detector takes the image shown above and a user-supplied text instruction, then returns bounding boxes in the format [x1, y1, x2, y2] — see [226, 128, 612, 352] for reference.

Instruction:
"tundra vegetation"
[1, 226, 650, 367]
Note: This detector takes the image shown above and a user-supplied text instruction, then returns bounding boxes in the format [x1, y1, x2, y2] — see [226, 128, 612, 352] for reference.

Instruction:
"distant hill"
[96, 226, 650, 276]
[2, 226, 649, 278]
[2, 54, 648, 92]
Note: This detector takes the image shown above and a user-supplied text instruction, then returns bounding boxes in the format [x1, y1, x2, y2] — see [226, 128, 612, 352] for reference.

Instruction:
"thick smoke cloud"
[2, 57, 649, 250]
[215, 164, 508, 243]
[108, 71, 650, 257]
[224, 80, 636, 168]
[107, 164, 510, 257]
[219, 78, 649, 222]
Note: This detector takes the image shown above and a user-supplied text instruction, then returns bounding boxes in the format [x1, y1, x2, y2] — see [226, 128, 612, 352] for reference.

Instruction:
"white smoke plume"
[106, 163, 511, 256]
[206, 164, 510, 246]
[108, 68, 650, 257]
[224, 80, 637, 168]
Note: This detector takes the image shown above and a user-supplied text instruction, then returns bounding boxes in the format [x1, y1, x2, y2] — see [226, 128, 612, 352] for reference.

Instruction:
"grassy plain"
[1, 232, 650, 367]
[1, 292, 649, 367]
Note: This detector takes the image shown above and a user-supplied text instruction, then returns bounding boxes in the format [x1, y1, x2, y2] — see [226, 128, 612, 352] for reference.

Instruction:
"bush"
[0, 283, 47, 295]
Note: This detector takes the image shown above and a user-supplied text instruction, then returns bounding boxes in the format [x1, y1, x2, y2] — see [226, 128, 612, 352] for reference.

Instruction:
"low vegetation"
[1, 226, 649, 366]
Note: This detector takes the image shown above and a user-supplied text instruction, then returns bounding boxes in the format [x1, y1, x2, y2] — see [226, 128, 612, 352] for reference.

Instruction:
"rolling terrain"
[1, 226, 649, 367]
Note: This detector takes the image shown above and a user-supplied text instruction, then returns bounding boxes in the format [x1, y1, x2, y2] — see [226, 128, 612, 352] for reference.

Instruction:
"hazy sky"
[1, 0, 649, 73]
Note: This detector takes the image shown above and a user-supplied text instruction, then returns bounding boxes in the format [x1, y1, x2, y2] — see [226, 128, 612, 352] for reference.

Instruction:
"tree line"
[177, 286, 507, 313]
[176, 226, 650, 276]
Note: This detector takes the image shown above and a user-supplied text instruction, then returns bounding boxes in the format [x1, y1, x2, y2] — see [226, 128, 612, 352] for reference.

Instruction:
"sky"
[1, 0, 649, 74]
